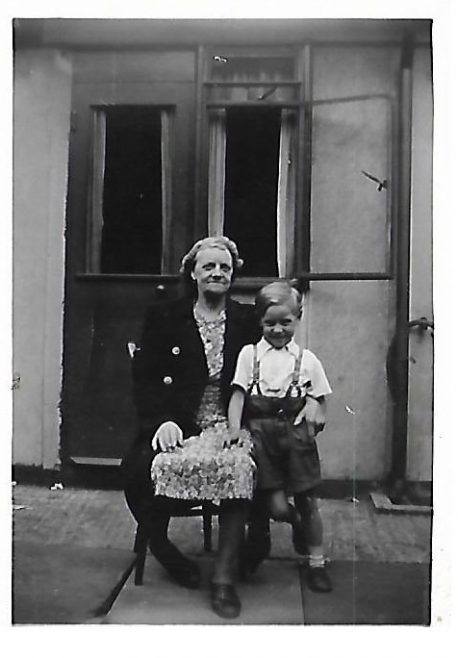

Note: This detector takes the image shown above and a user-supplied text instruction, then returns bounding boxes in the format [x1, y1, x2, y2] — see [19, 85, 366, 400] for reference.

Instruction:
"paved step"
[300, 561, 431, 625]
[13, 542, 135, 624]
[106, 555, 304, 625]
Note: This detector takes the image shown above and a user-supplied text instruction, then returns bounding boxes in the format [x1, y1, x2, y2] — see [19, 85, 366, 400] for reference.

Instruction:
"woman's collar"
[175, 295, 235, 318]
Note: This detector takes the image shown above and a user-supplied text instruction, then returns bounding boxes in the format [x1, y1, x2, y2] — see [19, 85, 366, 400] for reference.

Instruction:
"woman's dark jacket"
[123, 295, 257, 522]
[131, 296, 259, 446]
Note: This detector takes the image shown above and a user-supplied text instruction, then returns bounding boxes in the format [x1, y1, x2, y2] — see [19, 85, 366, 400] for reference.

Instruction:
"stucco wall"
[11, 39, 433, 482]
[406, 47, 434, 481]
[13, 49, 71, 467]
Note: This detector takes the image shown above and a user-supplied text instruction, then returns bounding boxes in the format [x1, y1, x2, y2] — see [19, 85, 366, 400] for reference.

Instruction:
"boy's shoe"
[305, 565, 333, 593]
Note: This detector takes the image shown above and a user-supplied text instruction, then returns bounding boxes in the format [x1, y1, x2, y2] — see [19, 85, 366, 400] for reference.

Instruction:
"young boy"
[228, 281, 333, 592]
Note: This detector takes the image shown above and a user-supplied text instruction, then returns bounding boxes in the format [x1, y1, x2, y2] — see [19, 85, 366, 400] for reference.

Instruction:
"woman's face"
[191, 247, 233, 298]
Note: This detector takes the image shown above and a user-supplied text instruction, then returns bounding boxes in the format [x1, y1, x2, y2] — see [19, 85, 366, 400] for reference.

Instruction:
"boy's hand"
[293, 397, 326, 437]
[224, 427, 243, 448]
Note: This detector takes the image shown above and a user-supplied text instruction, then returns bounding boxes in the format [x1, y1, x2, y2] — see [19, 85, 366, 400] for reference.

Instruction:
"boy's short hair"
[255, 281, 303, 319]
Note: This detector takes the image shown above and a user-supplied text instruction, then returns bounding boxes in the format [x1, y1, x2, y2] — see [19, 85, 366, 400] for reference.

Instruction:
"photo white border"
[2, 0, 456, 654]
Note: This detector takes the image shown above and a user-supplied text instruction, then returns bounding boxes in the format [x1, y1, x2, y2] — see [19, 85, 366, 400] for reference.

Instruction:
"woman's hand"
[153, 421, 184, 452]
[293, 396, 326, 438]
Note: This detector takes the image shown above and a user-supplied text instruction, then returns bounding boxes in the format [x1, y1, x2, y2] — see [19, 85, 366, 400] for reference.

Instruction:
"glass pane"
[208, 54, 298, 103]
[208, 84, 298, 103]
[310, 97, 391, 273]
[223, 107, 281, 277]
[210, 56, 295, 81]
[309, 46, 399, 274]
[98, 106, 163, 274]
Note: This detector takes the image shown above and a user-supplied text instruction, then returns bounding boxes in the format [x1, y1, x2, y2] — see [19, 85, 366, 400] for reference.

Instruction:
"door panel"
[62, 282, 156, 461]
[301, 281, 393, 479]
[62, 56, 195, 461]
[302, 46, 399, 480]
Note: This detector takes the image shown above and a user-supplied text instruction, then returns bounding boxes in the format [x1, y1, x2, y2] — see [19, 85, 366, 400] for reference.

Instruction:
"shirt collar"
[193, 303, 226, 325]
[258, 336, 299, 359]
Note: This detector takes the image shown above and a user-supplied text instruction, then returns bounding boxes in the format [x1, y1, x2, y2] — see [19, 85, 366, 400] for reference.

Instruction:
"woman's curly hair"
[180, 236, 244, 278]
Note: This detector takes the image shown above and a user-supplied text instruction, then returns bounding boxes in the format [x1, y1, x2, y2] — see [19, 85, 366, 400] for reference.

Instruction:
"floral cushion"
[151, 422, 255, 504]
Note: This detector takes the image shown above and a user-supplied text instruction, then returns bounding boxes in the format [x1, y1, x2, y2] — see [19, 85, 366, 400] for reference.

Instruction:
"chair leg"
[203, 504, 213, 552]
[133, 525, 143, 553]
[134, 523, 149, 586]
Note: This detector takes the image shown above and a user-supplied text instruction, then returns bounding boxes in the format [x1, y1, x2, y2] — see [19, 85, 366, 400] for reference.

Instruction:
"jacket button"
[171, 346, 180, 355]
[163, 376, 173, 385]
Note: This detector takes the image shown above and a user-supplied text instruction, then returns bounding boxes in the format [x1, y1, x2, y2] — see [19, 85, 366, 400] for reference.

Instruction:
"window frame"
[85, 103, 176, 276]
[299, 92, 395, 289]
[195, 45, 311, 289]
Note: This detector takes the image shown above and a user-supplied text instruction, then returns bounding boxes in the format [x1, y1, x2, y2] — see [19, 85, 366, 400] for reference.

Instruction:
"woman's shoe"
[210, 583, 241, 619]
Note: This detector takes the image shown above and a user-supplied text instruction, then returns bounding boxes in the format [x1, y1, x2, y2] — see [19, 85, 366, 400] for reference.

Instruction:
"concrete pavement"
[12, 484, 431, 625]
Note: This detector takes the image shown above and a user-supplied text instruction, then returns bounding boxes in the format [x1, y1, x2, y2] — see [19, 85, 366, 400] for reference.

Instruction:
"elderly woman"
[123, 236, 260, 619]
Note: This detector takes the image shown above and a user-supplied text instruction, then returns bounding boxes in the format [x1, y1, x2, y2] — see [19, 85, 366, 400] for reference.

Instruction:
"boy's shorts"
[249, 417, 321, 493]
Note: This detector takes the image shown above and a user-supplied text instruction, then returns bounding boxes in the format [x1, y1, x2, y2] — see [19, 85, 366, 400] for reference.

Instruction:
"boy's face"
[260, 303, 299, 350]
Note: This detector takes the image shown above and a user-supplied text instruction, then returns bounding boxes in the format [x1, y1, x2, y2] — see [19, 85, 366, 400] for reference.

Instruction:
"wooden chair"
[127, 342, 218, 585]
[133, 500, 218, 585]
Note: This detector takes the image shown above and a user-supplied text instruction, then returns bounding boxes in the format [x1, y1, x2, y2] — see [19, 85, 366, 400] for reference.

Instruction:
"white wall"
[11, 41, 433, 481]
[406, 47, 434, 481]
[13, 49, 72, 467]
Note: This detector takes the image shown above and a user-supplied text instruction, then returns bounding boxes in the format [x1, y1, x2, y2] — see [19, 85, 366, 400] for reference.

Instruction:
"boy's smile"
[260, 303, 299, 350]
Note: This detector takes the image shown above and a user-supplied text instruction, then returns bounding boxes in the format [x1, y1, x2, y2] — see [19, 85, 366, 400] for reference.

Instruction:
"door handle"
[409, 316, 434, 332]
[386, 316, 433, 400]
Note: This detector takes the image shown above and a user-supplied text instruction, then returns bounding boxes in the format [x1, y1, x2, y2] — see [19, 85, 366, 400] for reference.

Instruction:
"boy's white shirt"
[232, 337, 332, 399]
[152, 338, 331, 449]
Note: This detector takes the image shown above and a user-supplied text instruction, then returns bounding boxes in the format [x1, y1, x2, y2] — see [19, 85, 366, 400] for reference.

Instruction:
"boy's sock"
[308, 554, 326, 568]
[305, 551, 332, 593]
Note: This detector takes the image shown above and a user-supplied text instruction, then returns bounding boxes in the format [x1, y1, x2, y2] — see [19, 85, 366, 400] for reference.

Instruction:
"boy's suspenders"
[247, 344, 307, 398]
[247, 344, 262, 395]
[285, 351, 303, 398]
